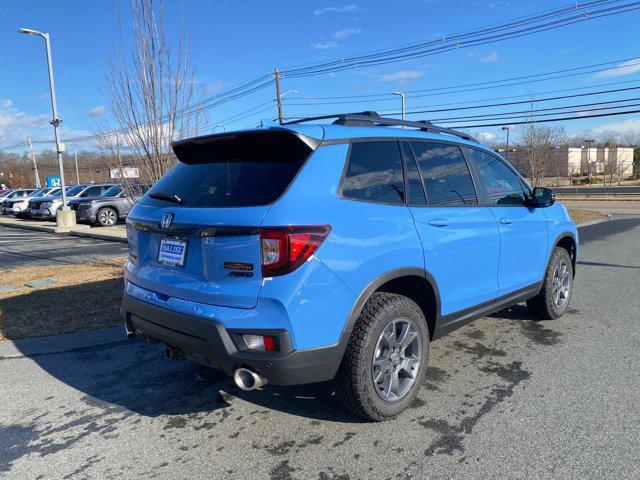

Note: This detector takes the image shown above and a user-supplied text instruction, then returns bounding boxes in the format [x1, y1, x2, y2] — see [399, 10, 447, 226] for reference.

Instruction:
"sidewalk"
[0, 216, 127, 243]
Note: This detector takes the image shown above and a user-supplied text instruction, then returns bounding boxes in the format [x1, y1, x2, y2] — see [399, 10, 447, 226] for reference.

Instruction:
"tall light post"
[392, 92, 406, 127]
[18, 27, 74, 229]
[585, 138, 594, 178]
[501, 126, 510, 161]
[277, 89, 300, 124]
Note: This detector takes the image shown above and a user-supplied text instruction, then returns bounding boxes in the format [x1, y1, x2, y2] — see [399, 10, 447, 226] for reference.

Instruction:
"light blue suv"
[122, 113, 577, 420]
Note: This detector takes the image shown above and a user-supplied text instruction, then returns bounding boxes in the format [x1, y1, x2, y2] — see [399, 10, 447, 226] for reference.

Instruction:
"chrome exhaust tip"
[233, 368, 268, 391]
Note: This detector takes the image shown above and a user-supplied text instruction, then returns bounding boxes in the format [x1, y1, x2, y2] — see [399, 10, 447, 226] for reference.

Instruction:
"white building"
[504, 147, 635, 179]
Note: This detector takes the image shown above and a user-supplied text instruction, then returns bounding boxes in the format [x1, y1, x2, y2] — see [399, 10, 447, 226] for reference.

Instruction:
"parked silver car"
[28, 183, 114, 220]
[15, 187, 61, 218]
[1, 188, 37, 215]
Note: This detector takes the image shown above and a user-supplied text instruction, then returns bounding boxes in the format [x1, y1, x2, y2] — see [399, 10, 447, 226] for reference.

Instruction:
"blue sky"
[1, 0, 639, 152]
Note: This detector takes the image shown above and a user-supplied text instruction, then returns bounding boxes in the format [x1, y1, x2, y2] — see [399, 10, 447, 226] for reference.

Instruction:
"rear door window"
[142, 131, 313, 208]
[464, 148, 528, 206]
[411, 142, 478, 206]
[341, 141, 405, 205]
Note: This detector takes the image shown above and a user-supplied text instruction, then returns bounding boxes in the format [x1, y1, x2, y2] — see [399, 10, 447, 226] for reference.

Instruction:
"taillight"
[260, 226, 331, 277]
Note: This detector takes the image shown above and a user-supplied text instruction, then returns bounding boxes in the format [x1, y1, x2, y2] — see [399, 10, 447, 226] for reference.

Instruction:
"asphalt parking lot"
[1, 215, 639, 479]
[0, 226, 128, 268]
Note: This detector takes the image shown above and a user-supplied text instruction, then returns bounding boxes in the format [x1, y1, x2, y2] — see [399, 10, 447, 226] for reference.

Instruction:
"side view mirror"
[530, 187, 555, 207]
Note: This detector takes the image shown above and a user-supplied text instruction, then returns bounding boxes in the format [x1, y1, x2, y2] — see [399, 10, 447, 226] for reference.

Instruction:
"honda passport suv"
[122, 113, 577, 421]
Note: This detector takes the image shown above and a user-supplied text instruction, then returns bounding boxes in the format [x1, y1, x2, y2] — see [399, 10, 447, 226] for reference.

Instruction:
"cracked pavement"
[1, 214, 639, 479]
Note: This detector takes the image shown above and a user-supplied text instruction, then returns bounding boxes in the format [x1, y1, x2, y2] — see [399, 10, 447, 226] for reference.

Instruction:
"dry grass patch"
[567, 208, 607, 225]
[0, 259, 125, 340]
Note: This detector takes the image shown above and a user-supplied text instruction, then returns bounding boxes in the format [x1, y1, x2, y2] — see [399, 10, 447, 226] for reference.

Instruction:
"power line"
[282, 1, 640, 77]
[449, 108, 640, 128]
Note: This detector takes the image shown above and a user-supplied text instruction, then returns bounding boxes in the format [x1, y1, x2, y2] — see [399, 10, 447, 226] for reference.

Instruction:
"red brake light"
[260, 226, 331, 277]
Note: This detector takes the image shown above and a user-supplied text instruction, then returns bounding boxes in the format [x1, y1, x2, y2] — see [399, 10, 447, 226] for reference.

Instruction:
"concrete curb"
[576, 213, 614, 228]
[0, 217, 127, 243]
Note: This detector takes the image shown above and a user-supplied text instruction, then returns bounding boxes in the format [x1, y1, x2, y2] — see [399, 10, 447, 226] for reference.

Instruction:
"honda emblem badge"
[161, 213, 174, 229]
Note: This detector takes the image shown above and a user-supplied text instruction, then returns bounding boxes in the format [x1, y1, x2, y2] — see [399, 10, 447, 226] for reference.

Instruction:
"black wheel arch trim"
[549, 231, 577, 276]
[332, 267, 441, 369]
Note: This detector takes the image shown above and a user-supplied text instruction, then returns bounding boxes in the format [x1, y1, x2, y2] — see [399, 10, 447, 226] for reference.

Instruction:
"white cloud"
[87, 106, 105, 117]
[313, 5, 362, 15]
[203, 79, 226, 95]
[480, 51, 502, 63]
[475, 131, 498, 143]
[332, 28, 361, 40]
[1, 99, 12, 108]
[310, 41, 339, 50]
[593, 59, 640, 78]
[379, 70, 424, 85]
[0, 102, 49, 146]
[593, 117, 640, 134]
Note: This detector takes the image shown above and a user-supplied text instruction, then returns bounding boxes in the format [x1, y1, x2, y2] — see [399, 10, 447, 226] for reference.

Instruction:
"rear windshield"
[141, 131, 313, 208]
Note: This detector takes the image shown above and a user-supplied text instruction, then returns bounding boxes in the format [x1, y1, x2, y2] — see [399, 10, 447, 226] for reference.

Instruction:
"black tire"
[96, 207, 118, 227]
[334, 292, 429, 421]
[527, 247, 574, 320]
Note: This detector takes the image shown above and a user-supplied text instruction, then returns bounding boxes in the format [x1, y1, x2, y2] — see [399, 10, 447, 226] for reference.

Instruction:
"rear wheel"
[527, 247, 573, 319]
[96, 207, 118, 227]
[334, 293, 429, 421]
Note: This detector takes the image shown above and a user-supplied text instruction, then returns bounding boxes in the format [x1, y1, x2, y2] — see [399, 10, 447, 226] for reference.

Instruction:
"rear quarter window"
[341, 141, 405, 205]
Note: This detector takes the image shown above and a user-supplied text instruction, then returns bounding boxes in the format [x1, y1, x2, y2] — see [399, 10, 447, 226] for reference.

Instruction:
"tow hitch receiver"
[164, 344, 185, 360]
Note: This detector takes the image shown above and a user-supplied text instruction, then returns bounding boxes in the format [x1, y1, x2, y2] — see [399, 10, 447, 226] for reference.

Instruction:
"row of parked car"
[0, 182, 149, 227]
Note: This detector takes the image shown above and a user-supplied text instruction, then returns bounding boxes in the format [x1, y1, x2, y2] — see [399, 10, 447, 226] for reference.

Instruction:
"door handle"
[428, 218, 449, 227]
[499, 217, 513, 225]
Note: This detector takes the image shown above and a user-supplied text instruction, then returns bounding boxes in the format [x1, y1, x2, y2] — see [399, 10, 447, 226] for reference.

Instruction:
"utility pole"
[27, 137, 41, 188]
[74, 149, 80, 184]
[19, 28, 74, 229]
[392, 92, 406, 127]
[274, 69, 283, 124]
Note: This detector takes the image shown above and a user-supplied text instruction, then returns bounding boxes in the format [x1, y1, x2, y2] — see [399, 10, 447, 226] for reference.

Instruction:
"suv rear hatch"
[127, 129, 320, 309]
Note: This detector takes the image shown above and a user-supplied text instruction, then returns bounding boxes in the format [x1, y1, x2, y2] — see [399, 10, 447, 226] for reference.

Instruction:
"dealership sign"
[46, 176, 61, 187]
[110, 166, 140, 179]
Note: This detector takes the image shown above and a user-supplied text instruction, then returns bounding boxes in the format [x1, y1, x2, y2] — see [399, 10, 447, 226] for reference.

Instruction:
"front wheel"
[334, 293, 429, 421]
[527, 247, 574, 319]
[96, 207, 118, 227]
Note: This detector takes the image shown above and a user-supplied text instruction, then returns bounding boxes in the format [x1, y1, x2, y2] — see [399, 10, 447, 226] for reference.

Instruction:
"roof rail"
[283, 111, 479, 143]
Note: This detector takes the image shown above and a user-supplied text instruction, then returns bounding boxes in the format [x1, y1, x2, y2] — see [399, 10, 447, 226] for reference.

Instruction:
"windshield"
[31, 189, 47, 197]
[103, 185, 123, 197]
[66, 185, 86, 196]
[141, 131, 312, 208]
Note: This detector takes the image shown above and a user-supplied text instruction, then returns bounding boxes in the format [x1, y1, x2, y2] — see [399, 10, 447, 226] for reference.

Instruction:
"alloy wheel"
[372, 317, 422, 402]
[99, 209, 117, 226]
[552, 259, 571, 310]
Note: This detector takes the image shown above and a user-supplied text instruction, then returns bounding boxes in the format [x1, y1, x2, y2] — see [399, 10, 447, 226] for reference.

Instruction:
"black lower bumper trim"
[121, 294, 343, 386]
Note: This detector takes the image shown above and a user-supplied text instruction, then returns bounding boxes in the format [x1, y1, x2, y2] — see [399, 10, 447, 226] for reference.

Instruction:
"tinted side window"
[342, 141, 404, 205]
[411, 142, 477, 206]
[82, 186, 104, 197]
[464, 148, 527, 206]
[400, 142, 426, 206]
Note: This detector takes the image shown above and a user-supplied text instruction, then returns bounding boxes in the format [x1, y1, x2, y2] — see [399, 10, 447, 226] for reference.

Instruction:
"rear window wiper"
[149, 192, 184, 205]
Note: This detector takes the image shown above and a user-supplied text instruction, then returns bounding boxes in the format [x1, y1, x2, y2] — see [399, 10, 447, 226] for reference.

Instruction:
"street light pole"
[19, 28, 74, 229]
[501, 126, 510, 161]
[585, 138, 594, 179]
[392, 92, 405, 127]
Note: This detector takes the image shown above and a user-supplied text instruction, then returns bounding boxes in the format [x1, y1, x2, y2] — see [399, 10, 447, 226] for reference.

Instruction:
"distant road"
[554, 185, 640, 196]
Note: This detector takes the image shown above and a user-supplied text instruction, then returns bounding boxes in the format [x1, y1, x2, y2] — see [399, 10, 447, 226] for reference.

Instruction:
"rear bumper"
[121, 294, 343, 386]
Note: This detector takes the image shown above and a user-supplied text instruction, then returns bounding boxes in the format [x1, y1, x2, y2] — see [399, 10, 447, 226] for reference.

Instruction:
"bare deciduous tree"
[95, 0, 206, 185]
[518, 116, 568, 187]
